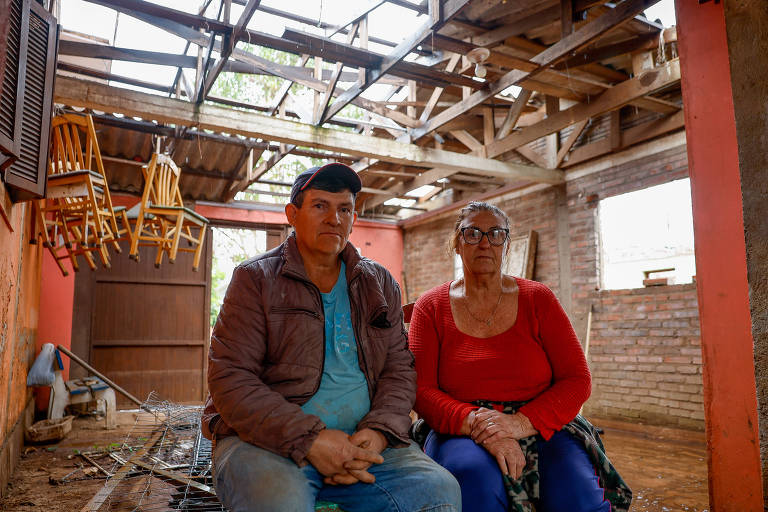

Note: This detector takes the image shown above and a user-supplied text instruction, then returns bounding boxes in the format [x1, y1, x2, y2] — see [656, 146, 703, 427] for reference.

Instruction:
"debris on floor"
[1, 407, 710, 512]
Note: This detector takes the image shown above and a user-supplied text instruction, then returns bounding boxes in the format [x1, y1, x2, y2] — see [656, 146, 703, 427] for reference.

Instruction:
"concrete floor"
[0, 415, 709, 511]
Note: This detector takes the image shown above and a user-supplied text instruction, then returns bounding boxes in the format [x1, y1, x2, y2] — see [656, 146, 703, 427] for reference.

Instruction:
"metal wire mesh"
[85, 392, 226, 512]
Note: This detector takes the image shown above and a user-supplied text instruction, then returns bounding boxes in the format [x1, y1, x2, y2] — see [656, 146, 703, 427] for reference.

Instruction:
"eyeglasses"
[460, 227, 509, 246]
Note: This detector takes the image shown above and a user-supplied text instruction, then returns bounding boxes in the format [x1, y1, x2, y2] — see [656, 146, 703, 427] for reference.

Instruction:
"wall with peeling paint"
[0, 199, 43, 495]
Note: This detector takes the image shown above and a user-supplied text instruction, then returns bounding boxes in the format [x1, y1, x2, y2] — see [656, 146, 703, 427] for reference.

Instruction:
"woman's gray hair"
[448, 201, 511, 254]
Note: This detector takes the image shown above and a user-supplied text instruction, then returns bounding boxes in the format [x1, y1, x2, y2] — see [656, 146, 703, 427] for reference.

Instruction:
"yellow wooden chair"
[129, 153, 208, 271]
[33, 113, 132, 275]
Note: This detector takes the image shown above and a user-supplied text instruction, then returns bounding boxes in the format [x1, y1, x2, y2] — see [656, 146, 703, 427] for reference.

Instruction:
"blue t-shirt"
[301, 262, 371, 433]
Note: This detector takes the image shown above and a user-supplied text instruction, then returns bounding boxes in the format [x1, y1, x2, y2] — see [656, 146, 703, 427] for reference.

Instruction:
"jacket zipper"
[349, 273, 374, 399]
[303, 280, 326, 398]
[293, 264, 373, 400]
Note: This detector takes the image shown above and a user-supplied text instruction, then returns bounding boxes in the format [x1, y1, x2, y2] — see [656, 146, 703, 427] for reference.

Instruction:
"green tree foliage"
[207, 43, 371, 325]
[210, 227, 266, 328]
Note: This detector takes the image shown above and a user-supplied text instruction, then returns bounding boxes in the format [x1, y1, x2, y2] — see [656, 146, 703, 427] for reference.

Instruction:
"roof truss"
[57, 0, 684, 216]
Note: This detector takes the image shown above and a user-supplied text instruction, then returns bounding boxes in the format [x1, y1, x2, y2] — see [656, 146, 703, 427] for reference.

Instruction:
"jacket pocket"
[269, 306, 321, 319]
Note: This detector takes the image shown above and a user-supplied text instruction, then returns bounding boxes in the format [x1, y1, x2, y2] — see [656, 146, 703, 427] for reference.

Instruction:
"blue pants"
[424, 430, 610, 512]
[214, 435, 462, 512]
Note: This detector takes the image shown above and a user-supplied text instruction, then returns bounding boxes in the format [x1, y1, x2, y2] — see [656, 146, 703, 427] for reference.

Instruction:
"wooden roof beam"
[82, 0, 233, 33]
[227, 0, 431, 53]
[199, 0, 262, 102]
[73, 3, 419, 130]
[319, 0, 471, 124]
[360, 166, 458, 211]
[411, 0, 661, 140]
[55, 75, 563, 185]
[486, 58, 680, 158]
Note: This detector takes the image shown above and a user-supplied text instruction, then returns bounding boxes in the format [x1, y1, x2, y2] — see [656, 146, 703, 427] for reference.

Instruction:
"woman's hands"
[482, 437, 526, 479]
[463, 407, 537, 479]
[470, 407, 538, 442]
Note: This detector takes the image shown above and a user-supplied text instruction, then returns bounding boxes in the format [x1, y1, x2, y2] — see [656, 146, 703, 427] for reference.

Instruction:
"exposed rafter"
[319, 0, 471, 124]
[55, 75, 564, 185]
[410, 0, 662, 140]
[199, 0, 261, 102]
[486, 59, 681, 158]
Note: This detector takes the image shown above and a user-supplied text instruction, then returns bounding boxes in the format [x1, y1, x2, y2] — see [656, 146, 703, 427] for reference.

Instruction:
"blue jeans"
[424, 430, 610, 512]
[214, 436, 461, 512]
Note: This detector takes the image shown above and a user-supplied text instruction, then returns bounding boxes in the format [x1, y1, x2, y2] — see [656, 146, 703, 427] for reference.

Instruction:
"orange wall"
[0, 200, 43, 449]
[676, 0, 763, 507]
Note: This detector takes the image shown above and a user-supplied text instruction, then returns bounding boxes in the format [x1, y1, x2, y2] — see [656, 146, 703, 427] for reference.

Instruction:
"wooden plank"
[562, 110, 684, 167]
[470, 3, 562, 47]
[200, 0, 262, 101]
[130, 459, 215, 495]
[561, 0, 574, 37]
[486, 58, 680, 158]
[235, 0, 428, 51]
[320, 0, 470, 123]
[496, 89, 532, 140]
[450, 130, 483, 153]
[610, 109, 621, 150]
[419, 53, 461, 123]
[59, 40, 197, 68]
[554, 30, 660, 70]
[81, 0, 232, 33]
[80, 432, 163, 512]
[55, 75, 564, 184]
[71, 4, 413, 129]
[268, 55, 309, 116]
[362, 167, 457, 210]
[411, 0, 661, 139]
[545, 95, 560, 167]
[483, 107, 495, 145]
[555, 118, 588, 167]
[317, 22, 361, 124]
[326, 0, 385, 37]
[516, 145, 550, 169]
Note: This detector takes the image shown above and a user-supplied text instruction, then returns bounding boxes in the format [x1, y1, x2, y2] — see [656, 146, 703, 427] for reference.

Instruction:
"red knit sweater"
[409, 278, 591, 440]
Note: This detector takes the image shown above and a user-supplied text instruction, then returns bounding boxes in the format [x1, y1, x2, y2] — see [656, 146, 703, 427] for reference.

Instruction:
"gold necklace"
[463, 287, 504, 327]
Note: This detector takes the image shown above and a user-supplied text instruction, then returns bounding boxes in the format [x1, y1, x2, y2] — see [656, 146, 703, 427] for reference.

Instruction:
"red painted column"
[676, 1, 763, 508]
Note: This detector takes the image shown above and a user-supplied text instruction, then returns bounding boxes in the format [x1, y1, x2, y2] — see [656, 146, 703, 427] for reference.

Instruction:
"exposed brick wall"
[403, 142, 705, 430]
[403, 186, 561, 302]
[585, 284, 704, 429]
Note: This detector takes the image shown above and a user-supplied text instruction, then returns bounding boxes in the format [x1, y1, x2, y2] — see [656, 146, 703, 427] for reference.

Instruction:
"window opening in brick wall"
[598, 178, 696, 290]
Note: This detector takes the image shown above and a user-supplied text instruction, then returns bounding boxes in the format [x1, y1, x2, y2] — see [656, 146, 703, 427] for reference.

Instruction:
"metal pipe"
[56, 345, 143, 406]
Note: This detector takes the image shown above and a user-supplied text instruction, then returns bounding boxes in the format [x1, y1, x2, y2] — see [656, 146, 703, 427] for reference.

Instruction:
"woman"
[409, 202, 630, 512]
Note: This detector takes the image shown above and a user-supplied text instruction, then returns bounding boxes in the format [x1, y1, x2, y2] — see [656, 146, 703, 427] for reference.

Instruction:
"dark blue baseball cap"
[289, 162, 362, 204]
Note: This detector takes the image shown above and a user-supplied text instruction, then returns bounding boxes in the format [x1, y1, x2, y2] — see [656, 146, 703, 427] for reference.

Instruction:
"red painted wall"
[676, 0, 763, 507]
[35, 253, 75, 411]
[349, 220, 404, 297]
[196, 201, 405, 297]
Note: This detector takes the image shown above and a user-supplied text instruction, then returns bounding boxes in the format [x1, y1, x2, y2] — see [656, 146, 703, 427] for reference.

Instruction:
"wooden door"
[72, 236, 212, 408]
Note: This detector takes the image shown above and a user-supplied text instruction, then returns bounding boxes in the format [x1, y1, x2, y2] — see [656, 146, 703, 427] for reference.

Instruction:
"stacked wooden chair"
[33, 113, 132, 276]
[128, 153, 208, 271]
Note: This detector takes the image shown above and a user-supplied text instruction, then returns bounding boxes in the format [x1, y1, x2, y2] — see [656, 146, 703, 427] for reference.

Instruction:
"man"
[202, 162, 460, 512]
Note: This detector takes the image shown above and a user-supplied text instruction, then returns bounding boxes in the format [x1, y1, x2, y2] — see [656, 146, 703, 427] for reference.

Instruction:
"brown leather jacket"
[201, 233, 415, 465]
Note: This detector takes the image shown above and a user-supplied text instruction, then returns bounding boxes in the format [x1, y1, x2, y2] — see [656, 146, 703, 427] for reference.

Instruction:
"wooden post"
[676, 0, 763, 508]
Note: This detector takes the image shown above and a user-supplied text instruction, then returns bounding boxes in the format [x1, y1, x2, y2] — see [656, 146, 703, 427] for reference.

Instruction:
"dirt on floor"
[1, 415, 133, 511]
[0, 415, 708, 512]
